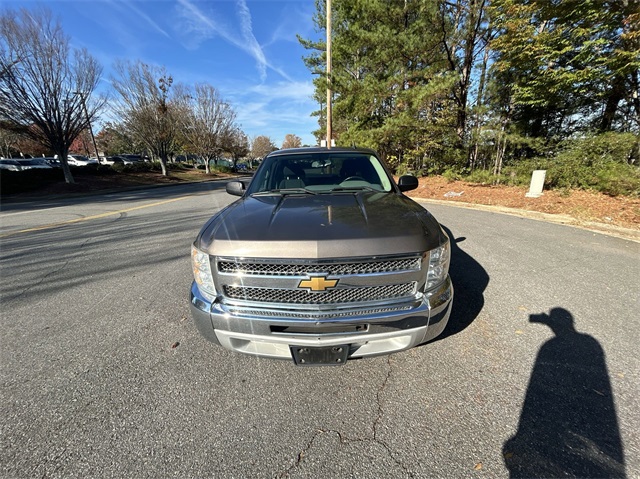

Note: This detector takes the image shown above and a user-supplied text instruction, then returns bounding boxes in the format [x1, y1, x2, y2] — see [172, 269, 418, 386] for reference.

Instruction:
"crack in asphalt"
[6, 259, 71, 307]
[372, 356, 414, 477]
[277, 357, 413, 478]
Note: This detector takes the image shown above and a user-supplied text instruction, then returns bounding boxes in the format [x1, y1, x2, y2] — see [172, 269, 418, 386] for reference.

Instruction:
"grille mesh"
[224, 283, 416, 304]
[218, 258, 420, 276]
[226, 305, 412, 319]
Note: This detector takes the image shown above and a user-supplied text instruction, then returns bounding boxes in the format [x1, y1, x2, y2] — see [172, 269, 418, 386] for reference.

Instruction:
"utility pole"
[326, 0, 332, 149]
[74, 91, 99, 159]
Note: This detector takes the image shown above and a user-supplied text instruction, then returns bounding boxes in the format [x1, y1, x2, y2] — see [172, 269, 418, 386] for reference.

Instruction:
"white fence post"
[525, 170, 546, 198]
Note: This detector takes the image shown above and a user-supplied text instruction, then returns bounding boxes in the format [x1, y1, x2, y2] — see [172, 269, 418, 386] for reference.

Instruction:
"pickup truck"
[190, 147, 453, 365]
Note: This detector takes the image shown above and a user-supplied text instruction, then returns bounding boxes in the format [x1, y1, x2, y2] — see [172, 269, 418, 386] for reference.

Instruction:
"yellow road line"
[0, 196, 190, 238]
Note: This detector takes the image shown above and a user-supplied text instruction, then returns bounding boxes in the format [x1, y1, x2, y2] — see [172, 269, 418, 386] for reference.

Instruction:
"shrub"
[465, 168, 497, 185]
[500, 132, 639, 196]
[593, 162, 640, 197]
[123, 161, 154, 173]
[96, 164, 117, 175]
[0, 168, 64, 194]
[210, 165, 233, 174]
[168, 162, 189, 171]
[442, 168, 462, 182]
[545, 133, 639, 196]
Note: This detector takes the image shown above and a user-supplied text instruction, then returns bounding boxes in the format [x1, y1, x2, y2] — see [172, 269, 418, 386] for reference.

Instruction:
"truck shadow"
[432, 225, 489, 341]
[503, 308, 626, 478]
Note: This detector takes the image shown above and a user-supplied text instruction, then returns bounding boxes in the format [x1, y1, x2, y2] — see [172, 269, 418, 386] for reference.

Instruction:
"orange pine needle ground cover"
[407, 176, 639, 230]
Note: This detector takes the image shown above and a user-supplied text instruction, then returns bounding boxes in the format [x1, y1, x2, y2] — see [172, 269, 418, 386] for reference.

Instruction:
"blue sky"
[9, 0, 323, 147]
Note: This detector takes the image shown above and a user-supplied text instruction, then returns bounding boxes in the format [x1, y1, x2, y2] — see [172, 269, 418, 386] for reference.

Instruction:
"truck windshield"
[246, 152, 393, 195]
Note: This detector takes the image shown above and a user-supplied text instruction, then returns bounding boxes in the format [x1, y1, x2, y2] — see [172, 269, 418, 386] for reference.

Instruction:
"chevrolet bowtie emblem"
[298, 276, 338, 292]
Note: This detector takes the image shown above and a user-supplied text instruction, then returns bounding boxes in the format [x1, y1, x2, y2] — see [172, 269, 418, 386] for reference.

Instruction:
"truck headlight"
[425, 240, 450, 290]
[191, 244, 216, 297]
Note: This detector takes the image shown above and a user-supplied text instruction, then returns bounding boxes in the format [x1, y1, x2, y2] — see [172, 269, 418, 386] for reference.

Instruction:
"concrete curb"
[412, 197, 640, 243]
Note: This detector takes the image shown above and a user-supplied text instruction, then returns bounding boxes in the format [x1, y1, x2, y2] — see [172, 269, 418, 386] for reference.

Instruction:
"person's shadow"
[503, 308, 626, 478]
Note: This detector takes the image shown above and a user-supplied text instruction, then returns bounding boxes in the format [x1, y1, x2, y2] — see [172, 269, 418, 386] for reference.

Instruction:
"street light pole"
[74, 91, 99, 159]
[326, 0, 332, 149]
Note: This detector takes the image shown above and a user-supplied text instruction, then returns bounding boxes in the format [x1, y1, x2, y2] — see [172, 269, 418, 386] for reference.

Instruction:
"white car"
[101, 156, 134, 166]
[67, 154, 98, 166]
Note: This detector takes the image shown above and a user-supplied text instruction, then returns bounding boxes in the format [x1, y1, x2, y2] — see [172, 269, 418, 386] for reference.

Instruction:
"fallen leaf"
[474, 462, 483, 470]
[504, 452, 514, 459]
[515, 330, 524, 335]
[518, 306, 528, 311]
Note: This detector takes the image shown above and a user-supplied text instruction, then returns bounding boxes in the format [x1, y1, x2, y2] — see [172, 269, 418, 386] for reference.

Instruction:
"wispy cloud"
[174, 0, 291, 82]
[262, 5, 315, 49]
[109, 0, 170, 38]
[224, 80, 318, 145]
[235, 0, 267, 81]
[247, 81, 315, 102]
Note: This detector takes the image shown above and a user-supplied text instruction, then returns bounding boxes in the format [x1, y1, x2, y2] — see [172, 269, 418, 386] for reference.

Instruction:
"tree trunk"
[631, 70, 640, 130]
[494, 95, 513, 177]
[159, 154, 168, 176]
[468, 30, 491, 170]
[58, 147, 75, 184]
[600, 74, 625, 132]
[493, 133, 507, 177]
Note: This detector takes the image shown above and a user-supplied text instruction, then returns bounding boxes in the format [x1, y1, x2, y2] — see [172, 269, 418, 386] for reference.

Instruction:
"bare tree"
[95, 121, 143, 157]
[111, 61, 184, 176]
[281, 133, 302, 149]
[180, 83, 236, 174]
[0, 7, 104, 183]
[0, 124, 19, 158]
[250, 135, 277, 161]
[225, 127, 249, 170]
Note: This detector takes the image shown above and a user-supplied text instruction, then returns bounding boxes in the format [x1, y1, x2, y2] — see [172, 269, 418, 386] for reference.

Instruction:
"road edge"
[412, 197, 640, 243]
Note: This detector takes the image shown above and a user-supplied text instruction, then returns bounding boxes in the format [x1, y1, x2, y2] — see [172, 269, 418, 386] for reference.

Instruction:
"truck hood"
[197, 191, 444, 258]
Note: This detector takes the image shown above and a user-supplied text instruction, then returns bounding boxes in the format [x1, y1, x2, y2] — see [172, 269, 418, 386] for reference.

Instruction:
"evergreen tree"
[489, 0, 640, 140]
[300, 0, 458, 172]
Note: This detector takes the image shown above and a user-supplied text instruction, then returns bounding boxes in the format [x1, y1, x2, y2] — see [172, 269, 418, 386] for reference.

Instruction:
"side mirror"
[226, 181, 245, 197]
[397, 175, 419, 192]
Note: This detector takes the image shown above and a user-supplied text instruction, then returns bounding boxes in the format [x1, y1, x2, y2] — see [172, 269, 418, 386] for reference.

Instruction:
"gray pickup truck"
[190, 147, 453, 365]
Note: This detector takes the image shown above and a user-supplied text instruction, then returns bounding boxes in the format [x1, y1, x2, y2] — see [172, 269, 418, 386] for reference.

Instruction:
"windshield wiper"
[252, 188, 317, 196]
[330, 185, 378, 193]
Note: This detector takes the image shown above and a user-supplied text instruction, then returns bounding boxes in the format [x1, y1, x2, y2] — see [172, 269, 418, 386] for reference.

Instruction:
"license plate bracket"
[290, 345, 349, 366]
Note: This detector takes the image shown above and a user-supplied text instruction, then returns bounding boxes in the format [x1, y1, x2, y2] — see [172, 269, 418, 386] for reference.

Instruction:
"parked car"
[43, 157, 61, 167]
[66, 154, 98, 166]
[0, 159, 23, 171]
[16, 158, 53, 170]
[118, 154, 149, 162]
[189, 147, 453, 365]
[101, 156, 133, 166]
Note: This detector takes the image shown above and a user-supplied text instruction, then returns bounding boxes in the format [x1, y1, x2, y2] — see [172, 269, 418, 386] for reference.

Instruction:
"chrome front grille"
[218, 258, 420, 276]
[215, 255, 424, 310]
[223, 283, 417, 304]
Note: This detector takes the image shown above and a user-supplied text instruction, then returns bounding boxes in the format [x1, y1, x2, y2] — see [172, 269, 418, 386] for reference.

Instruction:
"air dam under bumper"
[190, 276, 453, 362]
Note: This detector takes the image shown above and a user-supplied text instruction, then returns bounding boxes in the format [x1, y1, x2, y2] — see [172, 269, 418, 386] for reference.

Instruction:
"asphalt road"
[1, 181, 638, 478]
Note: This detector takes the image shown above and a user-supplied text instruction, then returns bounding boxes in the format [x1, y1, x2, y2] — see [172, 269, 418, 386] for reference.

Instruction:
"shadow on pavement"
[0, 177, 244, 213]
[432, 225, 489, 341]
[503, 308, 626, 478]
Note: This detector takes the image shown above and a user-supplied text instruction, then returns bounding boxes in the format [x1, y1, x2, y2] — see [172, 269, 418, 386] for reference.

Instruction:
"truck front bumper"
[190, 276, 453, 362]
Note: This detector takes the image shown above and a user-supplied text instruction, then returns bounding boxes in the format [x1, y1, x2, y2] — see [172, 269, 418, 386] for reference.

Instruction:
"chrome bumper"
[190, 276, 453, 361]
